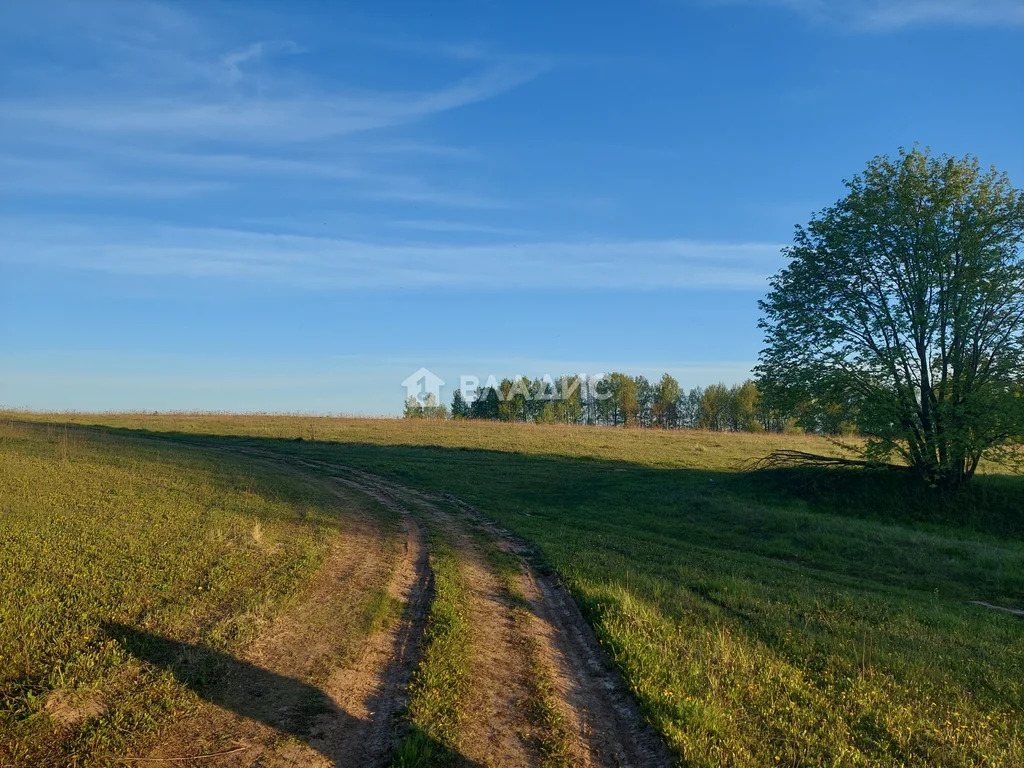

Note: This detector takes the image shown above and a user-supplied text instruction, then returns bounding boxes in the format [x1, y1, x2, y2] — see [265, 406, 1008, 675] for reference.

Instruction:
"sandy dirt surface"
[115, 443, 670, 767]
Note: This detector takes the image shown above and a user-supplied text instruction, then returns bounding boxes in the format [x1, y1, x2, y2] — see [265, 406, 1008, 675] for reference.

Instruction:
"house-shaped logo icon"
[401, 367, 445, 406]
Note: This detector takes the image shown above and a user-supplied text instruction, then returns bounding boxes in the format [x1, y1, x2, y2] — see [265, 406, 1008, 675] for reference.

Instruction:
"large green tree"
[758, 147, 1024, 489]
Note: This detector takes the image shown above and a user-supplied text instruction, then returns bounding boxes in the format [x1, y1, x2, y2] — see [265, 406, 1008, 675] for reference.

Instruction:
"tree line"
[403, 374, 849, 433]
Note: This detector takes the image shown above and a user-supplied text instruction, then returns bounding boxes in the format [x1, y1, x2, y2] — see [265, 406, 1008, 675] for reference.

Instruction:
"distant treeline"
[404, 373, 855, 434]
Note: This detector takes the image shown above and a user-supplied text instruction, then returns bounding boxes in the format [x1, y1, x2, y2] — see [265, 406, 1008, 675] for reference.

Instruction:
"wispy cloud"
[5, 148, 512, 208]
[710, 0, 1024, 31]
[3, 64, 541, 143]
[220, 40, 305, 85]
[0, 2, 542, 210]
[0, 155, 230, 198]
[0, 3, 784, 296]
[391, 220, 533, 236]
[2, 218, 784, 291]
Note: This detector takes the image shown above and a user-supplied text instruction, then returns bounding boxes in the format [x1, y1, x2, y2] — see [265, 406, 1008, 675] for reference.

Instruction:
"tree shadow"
[54, 418, 1024, 542]
[36, 420, 1024, 760]
[746, 464, 1024, 538]
[104, 622, 352, 758]
[104, 623, 478, 767]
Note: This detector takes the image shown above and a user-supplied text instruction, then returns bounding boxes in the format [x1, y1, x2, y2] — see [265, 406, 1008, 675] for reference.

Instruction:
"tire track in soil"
[257, 452, 673, 768]
[308, 512, 431, 767]
[399, 483, 671, 768]
[284, 455, 537, 767]
[422, 504, 538, 767]
[127, 440, 670, 767]
[246, 466, 435, 767]
[114, 452, 432, 768]
[449, 492, 673, 768]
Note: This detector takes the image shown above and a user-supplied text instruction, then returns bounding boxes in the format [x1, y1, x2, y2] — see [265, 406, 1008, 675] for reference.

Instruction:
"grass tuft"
[393, 530, 471, 767]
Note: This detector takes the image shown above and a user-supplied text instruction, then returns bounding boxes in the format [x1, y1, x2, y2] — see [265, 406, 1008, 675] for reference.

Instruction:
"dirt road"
[118, 443, 671, 768]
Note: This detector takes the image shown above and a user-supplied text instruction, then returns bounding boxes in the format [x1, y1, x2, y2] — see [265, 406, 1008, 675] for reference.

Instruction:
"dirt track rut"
[119, 439, 671, 767]
[246, 449, 671, 768]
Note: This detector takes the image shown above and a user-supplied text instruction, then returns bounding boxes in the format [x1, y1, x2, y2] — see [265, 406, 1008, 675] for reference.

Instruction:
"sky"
[1, 0, 1022, 415]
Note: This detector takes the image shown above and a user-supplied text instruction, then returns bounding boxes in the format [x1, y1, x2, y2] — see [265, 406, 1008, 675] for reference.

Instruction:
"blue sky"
[2, 0, 1022, 415]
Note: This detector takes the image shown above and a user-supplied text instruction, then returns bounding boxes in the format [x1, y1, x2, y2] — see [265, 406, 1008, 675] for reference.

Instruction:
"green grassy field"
[4, 412, 1024, 766]
[0, 419, 388, 765]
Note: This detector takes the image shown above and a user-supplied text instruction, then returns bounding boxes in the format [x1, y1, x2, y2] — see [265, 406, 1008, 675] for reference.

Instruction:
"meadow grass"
[9, 413, 1024, 766]
[0, 420, 358, 765]
[393, 526, 471, 768]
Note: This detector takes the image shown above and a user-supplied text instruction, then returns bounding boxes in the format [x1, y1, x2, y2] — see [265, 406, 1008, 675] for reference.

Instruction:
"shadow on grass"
[104, 623, 480, 767]
[104, 623, 350, 759]
[32, 421, 1024, 763]
[84, 420, 1024, 540]
[392, 724, 474, 768]
[745, 465, 1024, 538]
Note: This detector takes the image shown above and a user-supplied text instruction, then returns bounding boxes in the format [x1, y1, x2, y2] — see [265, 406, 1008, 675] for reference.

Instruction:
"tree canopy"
[757, 147, 1024, 489]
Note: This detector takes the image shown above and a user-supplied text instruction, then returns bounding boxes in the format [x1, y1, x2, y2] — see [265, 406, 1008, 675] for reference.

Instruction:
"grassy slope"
[0, 420, 368, 765]
[10, 413, 1024, 766]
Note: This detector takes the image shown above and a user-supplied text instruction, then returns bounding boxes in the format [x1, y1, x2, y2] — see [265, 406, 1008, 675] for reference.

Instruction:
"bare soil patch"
[305, 459, 672, 768]
[114, 463, 430, 767]
[114, 441, 669, 767]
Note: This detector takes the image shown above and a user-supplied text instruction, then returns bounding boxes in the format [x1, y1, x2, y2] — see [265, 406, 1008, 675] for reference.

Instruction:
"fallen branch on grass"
[745, 450, 899, 472]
